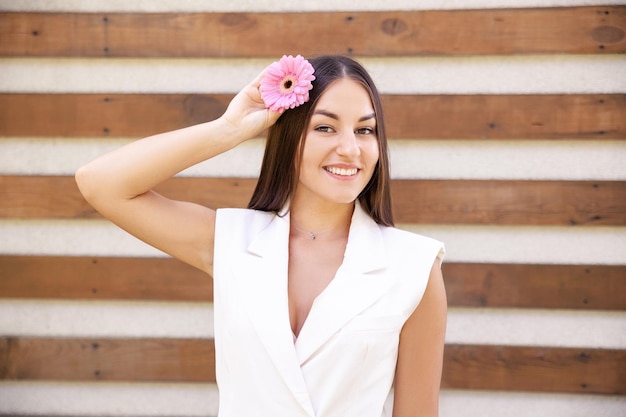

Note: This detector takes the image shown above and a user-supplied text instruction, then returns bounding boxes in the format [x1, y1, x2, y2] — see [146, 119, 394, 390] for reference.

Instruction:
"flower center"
[280, 75, 296, 94]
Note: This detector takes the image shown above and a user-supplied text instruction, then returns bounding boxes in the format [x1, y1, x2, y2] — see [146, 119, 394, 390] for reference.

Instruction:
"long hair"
[247, 55, 394, 226]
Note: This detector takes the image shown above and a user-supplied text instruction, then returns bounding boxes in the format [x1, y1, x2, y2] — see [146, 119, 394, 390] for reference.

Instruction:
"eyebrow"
[314, 109, 376, 123]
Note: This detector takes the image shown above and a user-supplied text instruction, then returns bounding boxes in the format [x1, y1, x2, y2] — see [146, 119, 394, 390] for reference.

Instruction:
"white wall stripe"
[2, 220, 624, 264]
[366, 55, 626, 95]
[0, 0, 622, 12]
[1, 384, 625, 417]
[0, 381, 626, 417]
[0, 219, 167, 257]
[1, 300, 624, 349]
[440, 390, 626, 417]
[1, 56, 624, 94]
[3, 138, 626, 180]
[389, 140, 626, 181]
[0, 137, 265, 179]
[0, 300, 214, 339]
[408, 225, 626, 265]
[0, 381, 219, 417]
[445, 307, 626, 349]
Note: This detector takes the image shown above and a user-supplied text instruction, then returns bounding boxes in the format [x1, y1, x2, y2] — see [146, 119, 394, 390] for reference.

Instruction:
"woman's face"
[294, 78, 380, 207]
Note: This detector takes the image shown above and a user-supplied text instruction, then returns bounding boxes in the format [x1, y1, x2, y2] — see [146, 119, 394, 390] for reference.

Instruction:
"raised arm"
[75, 71, 281, 275]
[392, 260, 447, 417]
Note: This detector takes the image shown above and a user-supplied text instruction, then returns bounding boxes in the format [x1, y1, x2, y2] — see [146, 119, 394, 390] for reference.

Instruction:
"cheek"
[364, 141, 380, 166]
[299, 142, 319, 170]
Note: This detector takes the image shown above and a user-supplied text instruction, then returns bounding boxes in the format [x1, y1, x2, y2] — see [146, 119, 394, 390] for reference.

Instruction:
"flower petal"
[260, 55, 315, 112]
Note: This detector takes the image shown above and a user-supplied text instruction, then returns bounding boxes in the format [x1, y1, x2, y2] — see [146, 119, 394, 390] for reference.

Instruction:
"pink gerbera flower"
[260, 55, 315, 113]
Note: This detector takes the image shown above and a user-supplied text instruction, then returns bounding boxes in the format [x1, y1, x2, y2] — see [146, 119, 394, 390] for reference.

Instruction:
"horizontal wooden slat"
[443, 263, 626, 310]
[0, 256, 211, 302]
[0, 93, 623, 140]
[390, 179, 626, 226]
[0, 337, 215, 382]
[0, 175, 253, 219]
[1, 255, 625, 310]
[1, 7, 624, 57]
[2, 175, 625, 226]
[441, 344, 626, 395]
[1, 337, 623, 394]
[0, 94, 231, 139]
[382, 94, 625, 140]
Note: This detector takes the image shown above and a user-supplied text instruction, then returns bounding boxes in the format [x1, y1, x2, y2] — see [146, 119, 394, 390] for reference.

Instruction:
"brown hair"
[247, 55, 394, 226]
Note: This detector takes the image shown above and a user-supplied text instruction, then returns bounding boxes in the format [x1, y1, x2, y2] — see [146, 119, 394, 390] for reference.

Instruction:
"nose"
[336, 129, 360, 157]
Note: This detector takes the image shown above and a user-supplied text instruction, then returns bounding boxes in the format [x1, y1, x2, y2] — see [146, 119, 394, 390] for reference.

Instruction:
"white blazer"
[213, 202, 444, 417]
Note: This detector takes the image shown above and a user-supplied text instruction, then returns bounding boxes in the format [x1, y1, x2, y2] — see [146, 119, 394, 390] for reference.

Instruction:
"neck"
[289, 199, 355, 241]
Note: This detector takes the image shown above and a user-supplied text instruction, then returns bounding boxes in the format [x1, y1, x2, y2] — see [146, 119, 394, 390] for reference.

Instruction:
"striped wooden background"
[0, 1, 625, 416]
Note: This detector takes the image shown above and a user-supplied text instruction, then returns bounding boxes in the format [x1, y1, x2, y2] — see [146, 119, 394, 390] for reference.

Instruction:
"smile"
[324, 166, 358, 176]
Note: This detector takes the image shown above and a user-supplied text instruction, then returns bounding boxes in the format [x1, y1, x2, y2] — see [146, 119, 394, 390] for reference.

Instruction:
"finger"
[250, 69, 267, 88]
[266, 108, 283, 126]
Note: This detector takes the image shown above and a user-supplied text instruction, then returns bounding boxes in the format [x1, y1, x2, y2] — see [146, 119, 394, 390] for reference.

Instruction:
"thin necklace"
[291, 224, 349, 241]
[292, 225, 319, 240]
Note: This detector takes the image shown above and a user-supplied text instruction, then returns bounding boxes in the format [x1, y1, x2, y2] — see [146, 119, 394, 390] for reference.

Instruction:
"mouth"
[324, 166, 359, 176]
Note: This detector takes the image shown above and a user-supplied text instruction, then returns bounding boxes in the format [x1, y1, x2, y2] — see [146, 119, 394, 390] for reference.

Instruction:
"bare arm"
[393, 260, 447, 417]
[75, 72, 281, 275]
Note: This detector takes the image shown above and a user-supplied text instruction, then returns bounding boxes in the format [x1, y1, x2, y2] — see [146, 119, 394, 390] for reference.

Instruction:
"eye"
[355, 127, 375, 135]
[315, 125, 335, 133]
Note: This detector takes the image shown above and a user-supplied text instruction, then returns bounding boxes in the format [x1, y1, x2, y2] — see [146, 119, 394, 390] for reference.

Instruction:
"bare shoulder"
[393, 257, 447, 416]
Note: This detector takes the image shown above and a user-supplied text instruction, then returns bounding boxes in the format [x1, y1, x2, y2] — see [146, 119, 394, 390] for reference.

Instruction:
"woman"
[76, 55, 446, 417]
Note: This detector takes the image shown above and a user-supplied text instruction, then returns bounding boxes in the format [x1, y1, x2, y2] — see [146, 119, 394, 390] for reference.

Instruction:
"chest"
[287, 237, 347, 337]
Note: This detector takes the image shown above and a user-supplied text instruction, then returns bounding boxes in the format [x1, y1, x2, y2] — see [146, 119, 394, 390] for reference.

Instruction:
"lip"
[323, 164, 360, 178]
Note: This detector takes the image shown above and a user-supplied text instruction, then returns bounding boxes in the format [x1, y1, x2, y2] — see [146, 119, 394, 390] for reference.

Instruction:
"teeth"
[325, 166, 358, 176]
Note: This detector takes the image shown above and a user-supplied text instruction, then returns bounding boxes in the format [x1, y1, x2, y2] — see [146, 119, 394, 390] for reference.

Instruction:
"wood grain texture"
[443, 263, 626, 310]
[1, 255, 624, 310]
[1, 7, 624, 57]
[0, 337, 215, 382]
[0, 255, 212, 301]
[381, 94, 626, 140]
[2, 175, 625, 226]
[0, 176, 254, 219]
[1, 337, 623, 394]
[0, 94, 232, 138]
[390, 179, 626, 226]
[1, 94, 623, 140]
[442, 344, 626, 395]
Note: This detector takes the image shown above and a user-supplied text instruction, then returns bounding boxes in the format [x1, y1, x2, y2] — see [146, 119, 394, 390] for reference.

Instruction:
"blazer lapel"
[234, 211, 315, 415]
[294, 203, 392, 365]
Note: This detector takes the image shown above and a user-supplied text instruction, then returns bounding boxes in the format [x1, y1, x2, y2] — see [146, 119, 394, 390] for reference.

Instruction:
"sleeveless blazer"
[213, 202, 444, 417]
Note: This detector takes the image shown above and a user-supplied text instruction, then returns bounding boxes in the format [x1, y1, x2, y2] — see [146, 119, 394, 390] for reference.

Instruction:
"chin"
[325, 193, 362, 205]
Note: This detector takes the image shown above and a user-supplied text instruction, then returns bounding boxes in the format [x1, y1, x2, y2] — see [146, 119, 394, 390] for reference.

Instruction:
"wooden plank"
[1, 7, 624, 57]
[0, 337, 215, 382]
[381, 94, 626, 140]
[0, 256, 211, 302]
[443, 263, 626, 310]
[390, 179, 626, 226]
[0, 94, 232, 139]
[0, 176, 255, 219]
[442, 344, 626, 395]
[0, 93, 623, 140]
[1, 255, 625, 310]
[1, 337, 623, 394]
[2, 175, 625, 226]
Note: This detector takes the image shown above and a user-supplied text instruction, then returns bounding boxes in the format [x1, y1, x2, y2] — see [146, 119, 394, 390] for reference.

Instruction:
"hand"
[221, 71, 283, 141]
